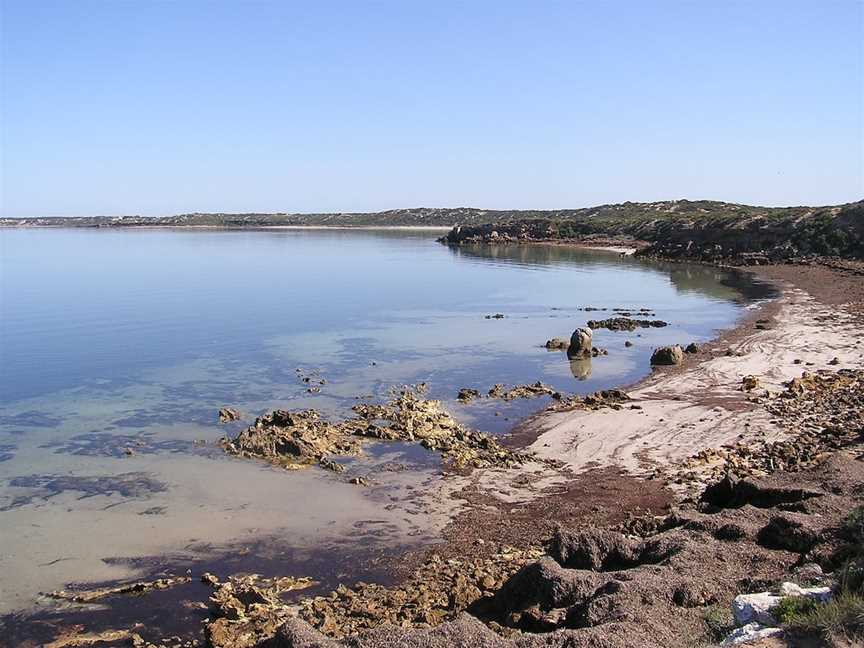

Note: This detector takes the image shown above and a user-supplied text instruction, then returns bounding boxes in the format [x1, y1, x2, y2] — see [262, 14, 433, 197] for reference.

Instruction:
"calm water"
[0, 228, 771, 623]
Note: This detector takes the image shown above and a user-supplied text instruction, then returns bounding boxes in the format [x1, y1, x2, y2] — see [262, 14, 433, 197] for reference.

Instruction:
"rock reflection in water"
[569, 357, 592, 381]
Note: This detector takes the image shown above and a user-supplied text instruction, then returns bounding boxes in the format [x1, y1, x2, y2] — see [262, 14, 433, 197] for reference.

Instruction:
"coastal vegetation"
[4, 200, 862, 264]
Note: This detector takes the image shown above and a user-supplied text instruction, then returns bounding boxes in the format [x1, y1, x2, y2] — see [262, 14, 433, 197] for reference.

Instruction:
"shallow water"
[0, 228, 772, 621]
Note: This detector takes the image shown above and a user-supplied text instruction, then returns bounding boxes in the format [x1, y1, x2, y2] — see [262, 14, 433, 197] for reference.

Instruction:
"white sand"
[524, 289, 863, 476]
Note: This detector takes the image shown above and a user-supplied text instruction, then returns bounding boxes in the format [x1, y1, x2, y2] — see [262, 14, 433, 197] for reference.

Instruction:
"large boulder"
[650, 345, 684, 366]
[568, 328, 593, 358]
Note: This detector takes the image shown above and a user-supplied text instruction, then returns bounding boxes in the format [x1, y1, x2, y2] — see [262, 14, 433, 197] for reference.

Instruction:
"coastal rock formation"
[586, 317, 668, 331]
[46, 576, 191, 603]
[205, 574, 315, 648]
[487, 382, 558, 401]
[294, 547, 544, 638]
[221, 388, 532, 471]
[674, 369, 864, 485]
[567, 328, 593, 358]
[457, 388, 481, 402]
[545, 338, 570, 350]
[650, 345, 684, 366]
[436, 200, 864, 263]
[218, 407, 241, 423]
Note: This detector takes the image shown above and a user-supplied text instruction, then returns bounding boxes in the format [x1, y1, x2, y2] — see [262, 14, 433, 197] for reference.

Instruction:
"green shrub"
[703, 604, 735, 641]
[780, 592, 864, 635]
[843, 505, 864, 546]
[839, 557, 864, 595]
[774, 595, 818, 624]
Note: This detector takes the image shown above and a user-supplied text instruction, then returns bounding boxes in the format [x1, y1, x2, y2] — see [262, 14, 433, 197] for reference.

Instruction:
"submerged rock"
[218, 407, 242, 423]
[650, 345, 684, 366]
[586, 317, 668, 331]
[47, 575, 191, 603]
[487, 382, 557, 401]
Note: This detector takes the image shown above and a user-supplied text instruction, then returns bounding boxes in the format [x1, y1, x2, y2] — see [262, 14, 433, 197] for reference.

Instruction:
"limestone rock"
[567, 328, 593, 358]
[650, 345, 683, 366]
[721, 622, 783, 646]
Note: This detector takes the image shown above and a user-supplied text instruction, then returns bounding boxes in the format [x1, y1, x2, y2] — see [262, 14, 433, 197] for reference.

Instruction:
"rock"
[222, 388, 532, 472]
[487, 382, 556, 401]
[218, 407, 242, 423]
[685, 342, 699, 354]
[731, 583, 833, 627]
[586, 317, 669, 331]
[567, 328, 593, 358]
[741, 375, 760, 391]
[318, 457, 345, 473]
[624, 340, 634, 347]
[731, 592, 782, 625]
[590, 347, 608, 357]
[457, 388, 480, 402]
[720, 622, 783, 646]
[544, 338, 570, 350]
[47, 576, 192, 603]
[202, 572, 221, 587]
[778, 582, 832, 601]
[791, 562, 824, 584]
[650, 345, 684, 366]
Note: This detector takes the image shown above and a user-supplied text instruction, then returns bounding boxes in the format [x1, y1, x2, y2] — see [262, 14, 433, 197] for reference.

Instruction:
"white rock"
[732, 592, 781, 625]
[778, 581, 832, 602]
[721, 622, 783, 646]
[733, 583, 834, 625]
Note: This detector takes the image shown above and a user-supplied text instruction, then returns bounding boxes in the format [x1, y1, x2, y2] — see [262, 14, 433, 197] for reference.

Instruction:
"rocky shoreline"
[7, 250, 863, 648]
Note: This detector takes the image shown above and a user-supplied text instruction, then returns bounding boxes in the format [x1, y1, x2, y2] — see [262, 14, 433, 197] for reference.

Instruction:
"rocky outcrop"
[487, 382, 558, 401]
[586, 318, 668, 331]
[567, 328, 593, 358]
[437, 200, 864, 263]
[221, 388, 532, 472]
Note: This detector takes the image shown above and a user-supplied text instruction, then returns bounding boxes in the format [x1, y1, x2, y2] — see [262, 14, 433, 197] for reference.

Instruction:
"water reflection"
[568, 356, 592, 380]
[448, 243, 777, 303]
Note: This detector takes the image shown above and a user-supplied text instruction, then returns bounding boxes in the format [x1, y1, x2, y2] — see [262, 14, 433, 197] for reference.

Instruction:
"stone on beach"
[650, 345, 684, 366]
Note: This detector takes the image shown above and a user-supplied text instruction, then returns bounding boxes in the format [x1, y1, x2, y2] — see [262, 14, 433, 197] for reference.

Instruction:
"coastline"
[4, 249, 862, 648]
[269, 256, 863, 647]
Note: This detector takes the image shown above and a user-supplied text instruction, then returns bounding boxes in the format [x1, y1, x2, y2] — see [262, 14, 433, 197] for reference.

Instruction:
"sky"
[0, 0, 862, 217]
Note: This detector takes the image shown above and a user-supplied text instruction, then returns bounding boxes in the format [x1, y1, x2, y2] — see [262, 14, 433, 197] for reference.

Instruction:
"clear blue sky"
[1, 0, 861, 217]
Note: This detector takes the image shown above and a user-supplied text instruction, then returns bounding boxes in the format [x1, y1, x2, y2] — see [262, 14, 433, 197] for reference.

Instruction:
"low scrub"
[779, 591, 864, 636]
[702, 604, 735, 641]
